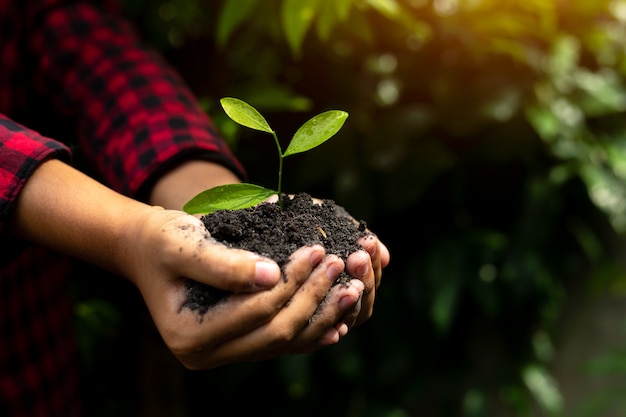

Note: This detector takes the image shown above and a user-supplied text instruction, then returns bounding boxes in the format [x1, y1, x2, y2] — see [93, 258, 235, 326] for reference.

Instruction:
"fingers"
[173, 249, 363, 369]
[345, 249, 374, 326]
[284, 267, 363, 348]
[359, 234, 390, 286]
[167, 246, 329, 367]
[343, 234, 390, 327]
[295, 278, 364, 353]
[182, 246, 323, 331]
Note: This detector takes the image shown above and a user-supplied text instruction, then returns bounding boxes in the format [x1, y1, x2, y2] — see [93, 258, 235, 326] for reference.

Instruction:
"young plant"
[183, 97, 349, 214]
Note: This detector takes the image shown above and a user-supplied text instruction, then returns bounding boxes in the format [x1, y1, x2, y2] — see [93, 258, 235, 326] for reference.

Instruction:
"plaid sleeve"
[26, 1, 245, 200]
[0, 114, 70, 233]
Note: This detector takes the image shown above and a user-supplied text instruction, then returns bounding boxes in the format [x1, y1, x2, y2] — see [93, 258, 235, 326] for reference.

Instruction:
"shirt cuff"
[0, 117, 71, 232]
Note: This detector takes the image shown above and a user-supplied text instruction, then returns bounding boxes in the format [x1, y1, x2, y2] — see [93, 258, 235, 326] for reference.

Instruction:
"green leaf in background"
[182, 183, 277, 214]
[281, 0, 319, 58]
[233, 84, 313, 112]
[333, 0, 352, 20]
[284, 110, 348, 157]
[364, 0, 400, 19]
[431, 279, 459, 334]
[522, 365, 563, 414]
[74, 298, 122, 369]
[316, 1, 339, 41]
[216, 0, 260, 47]
[312, 0, 354, 41]
[220, 97, 274, 133]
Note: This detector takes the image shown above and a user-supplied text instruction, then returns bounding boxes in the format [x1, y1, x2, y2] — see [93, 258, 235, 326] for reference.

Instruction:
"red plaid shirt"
[0, 1, 244, 415]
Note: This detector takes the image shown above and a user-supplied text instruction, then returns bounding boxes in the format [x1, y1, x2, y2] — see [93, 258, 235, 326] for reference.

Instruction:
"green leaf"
[281, 0, 319, 58]
[365, 0, 400, 19]
[333, 0, 352, 21]
[220, 97, 274, 133]
[430, 278, 459, 334]
[522, 365, 563, 414]
[316, 0, 352, 41]
[316, 1, 339, 41]
[284, 110, 348, 157]
[236, 85, 313, 112]
[183, 183, 277, 215]
[216, 0, 260, 47]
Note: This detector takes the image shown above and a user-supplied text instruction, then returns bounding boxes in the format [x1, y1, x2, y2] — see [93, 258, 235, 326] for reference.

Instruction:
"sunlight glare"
[610, 0, 626, 22]
[434, 0, 459, 16]
[378, 53, 398, 74]
[377, 78, 400, 105]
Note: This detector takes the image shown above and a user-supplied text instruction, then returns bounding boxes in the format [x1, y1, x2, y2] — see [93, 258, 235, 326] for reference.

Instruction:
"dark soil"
[182, 193, 369, 314]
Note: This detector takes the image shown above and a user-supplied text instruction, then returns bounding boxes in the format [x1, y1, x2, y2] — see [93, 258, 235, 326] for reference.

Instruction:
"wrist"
[109, 201, 161, 281]
[149, 160, 241, 210]
[10, 159, 154, 277]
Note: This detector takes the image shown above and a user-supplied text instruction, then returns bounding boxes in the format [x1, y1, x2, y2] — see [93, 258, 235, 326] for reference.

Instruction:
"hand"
[120, 208, 365, 369]
[147, 159, 389, 362]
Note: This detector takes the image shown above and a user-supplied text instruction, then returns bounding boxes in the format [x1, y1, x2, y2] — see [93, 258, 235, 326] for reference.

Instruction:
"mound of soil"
[182, 193, 369, 314]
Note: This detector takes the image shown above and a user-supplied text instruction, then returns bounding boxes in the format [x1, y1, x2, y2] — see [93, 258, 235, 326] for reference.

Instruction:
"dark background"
[74, 1, 626, 416]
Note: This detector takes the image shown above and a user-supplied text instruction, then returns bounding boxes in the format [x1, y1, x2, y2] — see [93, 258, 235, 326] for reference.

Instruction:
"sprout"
[183, 97, 348, 214]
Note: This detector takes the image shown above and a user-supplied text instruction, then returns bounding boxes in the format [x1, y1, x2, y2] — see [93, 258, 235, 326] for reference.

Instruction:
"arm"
[0, 109, 363, 366]
[8, 158, 364, 368]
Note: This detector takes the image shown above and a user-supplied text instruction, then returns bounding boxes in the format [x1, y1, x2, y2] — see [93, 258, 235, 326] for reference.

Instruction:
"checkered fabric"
[0, 1, 244, 415]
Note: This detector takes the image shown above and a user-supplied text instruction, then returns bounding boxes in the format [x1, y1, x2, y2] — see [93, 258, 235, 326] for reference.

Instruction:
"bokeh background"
[75, 1, 626, 416]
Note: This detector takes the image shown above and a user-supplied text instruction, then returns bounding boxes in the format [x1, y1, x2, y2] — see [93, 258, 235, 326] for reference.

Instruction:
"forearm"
[8, 158, 152, 276]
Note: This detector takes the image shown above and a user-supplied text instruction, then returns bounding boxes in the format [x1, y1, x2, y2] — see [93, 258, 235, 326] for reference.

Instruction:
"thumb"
[181, 242, 281, 292]
[154, 211, 281, 292]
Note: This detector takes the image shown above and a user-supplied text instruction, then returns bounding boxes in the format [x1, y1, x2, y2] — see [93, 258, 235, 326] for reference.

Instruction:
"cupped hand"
[119, 208, 364, 369]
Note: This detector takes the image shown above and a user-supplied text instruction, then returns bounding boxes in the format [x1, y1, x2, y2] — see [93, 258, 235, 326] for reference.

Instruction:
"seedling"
[183, 97, 349, 214]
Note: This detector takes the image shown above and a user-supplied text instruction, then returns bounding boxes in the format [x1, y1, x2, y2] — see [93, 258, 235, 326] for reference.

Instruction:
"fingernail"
[355, 261, 369, 278]
[339, 295, 355, 311]
[327, 262, 343, 282]
[337, 323, 349, 337]
[309, 247, 324, 268]
[255, 261, 280, 287]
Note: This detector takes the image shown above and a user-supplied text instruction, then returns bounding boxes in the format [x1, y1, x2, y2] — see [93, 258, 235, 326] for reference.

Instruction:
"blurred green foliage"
[84, 0, 626, 415]
[577, 319, 626, 417]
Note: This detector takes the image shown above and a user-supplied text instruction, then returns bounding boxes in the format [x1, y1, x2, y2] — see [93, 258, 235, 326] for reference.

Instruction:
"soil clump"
[182, 193, 369, 314]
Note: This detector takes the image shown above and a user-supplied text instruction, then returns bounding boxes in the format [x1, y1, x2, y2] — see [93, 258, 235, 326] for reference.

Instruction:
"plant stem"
[271, 131, 284, 210]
